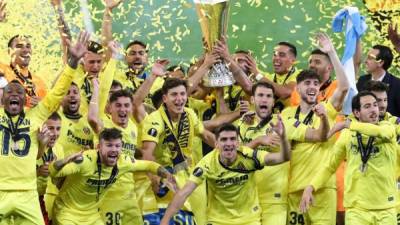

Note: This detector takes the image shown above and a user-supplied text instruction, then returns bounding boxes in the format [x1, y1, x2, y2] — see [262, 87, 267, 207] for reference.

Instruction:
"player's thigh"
[260, 204, 287, 225]
[376, 208, 396, 225]
[307, 188, 336, 225]
[345, 208, 372, 225]
[101, 199, 143, 225]
[14, 191, 45, 225]
[54, 208, 102, 225]
[0, 190, 14, 220]
[287, 192, 307, 225]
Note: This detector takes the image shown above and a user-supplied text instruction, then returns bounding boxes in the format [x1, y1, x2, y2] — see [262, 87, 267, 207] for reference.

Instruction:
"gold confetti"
[284, 16, 291, 21]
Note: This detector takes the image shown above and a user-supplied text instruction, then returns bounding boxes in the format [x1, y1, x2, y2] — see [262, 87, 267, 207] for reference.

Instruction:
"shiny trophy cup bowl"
[194, 0, 234, 87]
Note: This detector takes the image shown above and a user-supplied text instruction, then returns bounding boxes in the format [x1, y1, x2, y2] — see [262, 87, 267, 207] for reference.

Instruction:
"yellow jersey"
[139, 106, 204, 168]
[281, 101, 338, 193]
[223, 84, 246, 111]
[188, 97, 216, 164]
[189, 146, 268, 225]
[265, 68, 300, 110]
[237, 114, 308, 205]
[49, 150, 161, 215]
[0, 65, 77, 190]
[73, 59, 117, 115]
[114, 69, 164, 106]
[98, 115, 138, 201]
[382, 112, 400, 137]
[58, 112, 95, 156]
[139, 106, 204, 209]
[311, 121, 399, 210]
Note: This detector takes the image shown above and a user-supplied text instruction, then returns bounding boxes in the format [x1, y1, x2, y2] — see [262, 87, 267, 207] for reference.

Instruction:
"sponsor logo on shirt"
[215, 174, 249, 186]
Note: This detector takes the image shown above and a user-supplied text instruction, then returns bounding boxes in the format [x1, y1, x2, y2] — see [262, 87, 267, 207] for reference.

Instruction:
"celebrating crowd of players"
[1, 0, 400, 225]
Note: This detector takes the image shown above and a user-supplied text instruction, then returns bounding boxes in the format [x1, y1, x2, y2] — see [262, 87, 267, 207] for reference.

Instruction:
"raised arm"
[160, 181, 198, 225]
[51, 0, 72, 64]
[214, 87, 229, 114]
[263, 115, 291, 165]
[316, 33, 349, 111]
[34, 31, 90, 123]
[101, 0, 124, 61]
[214, 37, 253, 95]
[87, 78, 102, 134]
[260, 77, 296, 100]
[200, 129, 216, 148]
[187, 54, 218, 95]
[132, 59, 168, 122]
[97, 41, 119, 115]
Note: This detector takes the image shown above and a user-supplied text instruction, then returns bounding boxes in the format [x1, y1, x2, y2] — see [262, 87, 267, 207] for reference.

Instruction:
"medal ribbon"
[356, 132, 375, 170]
[294, 106, 314, 125]
[160, 105, 190, 170]
[10, 64, 36, 97]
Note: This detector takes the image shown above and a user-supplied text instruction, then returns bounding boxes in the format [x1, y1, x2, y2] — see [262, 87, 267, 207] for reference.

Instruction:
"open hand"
[316, 32, 334, 54]
[38, 124, 51, 147]
[270, 114, 286, 138]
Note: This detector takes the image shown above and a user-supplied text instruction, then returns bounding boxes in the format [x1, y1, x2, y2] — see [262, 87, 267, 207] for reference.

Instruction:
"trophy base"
[203, 62, 234, 87]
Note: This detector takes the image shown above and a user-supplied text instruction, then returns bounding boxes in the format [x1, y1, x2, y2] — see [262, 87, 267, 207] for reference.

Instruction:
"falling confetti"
[0, 0, 398, 81]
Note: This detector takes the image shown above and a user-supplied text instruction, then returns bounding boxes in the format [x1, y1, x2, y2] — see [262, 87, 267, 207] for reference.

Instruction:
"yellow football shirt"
[139, 107, 204, 168]
[49, 150, 161, 216]
[265, 68, 300, 110]
[57, 112, 95, 157]
[97, 115, 138, 201]
[73, 59, 117, 115]
[189, 146, 268, 225]
[311, 121, 399, 210]
[223, 84, 247, 111]
[114, 69, 164, 106]
[383, 112, 400, 137]
[237, 114, 308, 205]
[0, 65, 77, 190]
[139, 106, 204, 209]
[281, 101, 338, 193]
[188, 97, 215, 164]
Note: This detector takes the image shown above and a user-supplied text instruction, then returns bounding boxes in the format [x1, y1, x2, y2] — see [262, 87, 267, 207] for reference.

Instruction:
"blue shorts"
[143, 209, 196, 225]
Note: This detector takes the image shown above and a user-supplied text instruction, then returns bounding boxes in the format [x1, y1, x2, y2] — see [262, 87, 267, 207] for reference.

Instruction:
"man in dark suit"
[356, 45, 400, 117]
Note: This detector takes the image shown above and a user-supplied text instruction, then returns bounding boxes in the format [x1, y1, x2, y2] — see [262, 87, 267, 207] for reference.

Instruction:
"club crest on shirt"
[193, 167, 203, 177]
[83, 127, 91, 135]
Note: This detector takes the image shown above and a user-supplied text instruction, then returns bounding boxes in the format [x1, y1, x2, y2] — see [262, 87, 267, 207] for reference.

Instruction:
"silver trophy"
[194, 0, 234, 87]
